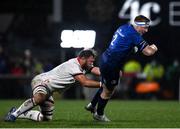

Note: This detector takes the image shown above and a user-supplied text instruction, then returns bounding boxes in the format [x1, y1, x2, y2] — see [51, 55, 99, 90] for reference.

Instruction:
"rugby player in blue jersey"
[85, 15, 158, 122]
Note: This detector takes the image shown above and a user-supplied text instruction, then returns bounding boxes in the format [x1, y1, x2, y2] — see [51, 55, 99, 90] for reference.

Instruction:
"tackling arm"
[74, 74, 101, 88]
[142, 44, 158, 56]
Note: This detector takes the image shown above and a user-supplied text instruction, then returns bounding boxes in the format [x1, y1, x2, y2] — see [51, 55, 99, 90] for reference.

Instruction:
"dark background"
[0, 0, 179, 99]
[0, 0, 179, 63]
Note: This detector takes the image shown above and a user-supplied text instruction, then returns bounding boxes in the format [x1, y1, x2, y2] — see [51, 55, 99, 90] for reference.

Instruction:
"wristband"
[100, 82, 102, 87]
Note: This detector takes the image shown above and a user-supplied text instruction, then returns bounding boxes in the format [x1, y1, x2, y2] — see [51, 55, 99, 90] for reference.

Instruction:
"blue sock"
[91, 87, 103, 107]
[97, 96, 109, 115]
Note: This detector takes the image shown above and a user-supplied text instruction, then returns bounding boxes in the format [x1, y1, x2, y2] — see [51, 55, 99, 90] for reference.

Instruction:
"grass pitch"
[1, 100, 180, 128]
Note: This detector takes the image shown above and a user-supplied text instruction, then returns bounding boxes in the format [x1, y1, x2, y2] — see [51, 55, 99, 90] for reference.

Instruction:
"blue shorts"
[99, 60, 120, 91]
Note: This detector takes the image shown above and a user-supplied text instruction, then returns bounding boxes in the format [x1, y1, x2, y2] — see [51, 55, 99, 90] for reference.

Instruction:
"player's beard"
[82, 63, 91, 71]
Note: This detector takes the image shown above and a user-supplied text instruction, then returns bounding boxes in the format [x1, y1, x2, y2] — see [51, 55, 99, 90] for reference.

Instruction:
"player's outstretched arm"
[142, 44, 158, 56]
[74, 74, 101, 88]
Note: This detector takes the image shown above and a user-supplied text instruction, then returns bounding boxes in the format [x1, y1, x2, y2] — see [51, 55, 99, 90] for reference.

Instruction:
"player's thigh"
[32, 85, 51, 104]
[100, 64, 119, 88]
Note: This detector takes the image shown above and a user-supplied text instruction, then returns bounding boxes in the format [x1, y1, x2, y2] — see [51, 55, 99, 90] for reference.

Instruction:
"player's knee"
[101, 87, 115, 99]
[101, 90, 113, 99]
[33, 93, 47, 105]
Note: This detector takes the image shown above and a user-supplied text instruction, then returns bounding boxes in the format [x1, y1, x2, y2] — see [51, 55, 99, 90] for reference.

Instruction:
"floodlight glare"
[60, 30, 96, 48]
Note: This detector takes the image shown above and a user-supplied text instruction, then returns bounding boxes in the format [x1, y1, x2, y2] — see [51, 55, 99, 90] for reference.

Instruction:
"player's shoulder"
[66, 58, 84, 72]
[67, 58, 76, 63]
[67, 58, 82, 69]
[118, 23, 131, 29]
[57, 58, 82, 73]
[117, 24, 133, 33]
[65, 58, 78, 66]
[116, 24, 135, 37]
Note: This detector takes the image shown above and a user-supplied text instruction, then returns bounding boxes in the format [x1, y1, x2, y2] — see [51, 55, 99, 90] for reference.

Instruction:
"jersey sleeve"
[132, 34, 149, 51]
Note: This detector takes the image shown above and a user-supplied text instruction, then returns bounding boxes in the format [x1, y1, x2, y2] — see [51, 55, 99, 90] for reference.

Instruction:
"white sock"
[18, 110, 43, 121]
[12, 98, 36, 117]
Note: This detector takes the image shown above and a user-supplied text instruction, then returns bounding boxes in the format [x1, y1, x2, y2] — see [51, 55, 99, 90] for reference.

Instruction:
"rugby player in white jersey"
[4, 49, 101, 122]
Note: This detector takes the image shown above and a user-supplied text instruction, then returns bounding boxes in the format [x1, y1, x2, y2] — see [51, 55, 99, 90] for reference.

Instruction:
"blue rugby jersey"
[101, 24, 148, 69]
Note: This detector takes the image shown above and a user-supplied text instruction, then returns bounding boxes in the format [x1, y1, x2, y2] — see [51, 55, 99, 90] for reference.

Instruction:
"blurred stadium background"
[0, 0, 180, 119]
[0, 0, 180, 127]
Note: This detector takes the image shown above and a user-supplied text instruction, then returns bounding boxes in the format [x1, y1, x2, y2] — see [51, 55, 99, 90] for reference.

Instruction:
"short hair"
[78, 49, 97, 58]
[134, 15, 150, 23]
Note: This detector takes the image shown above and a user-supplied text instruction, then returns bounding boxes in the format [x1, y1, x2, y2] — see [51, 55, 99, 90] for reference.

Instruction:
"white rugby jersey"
[31, 58, 86, 92]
